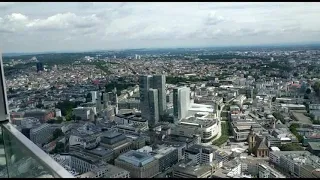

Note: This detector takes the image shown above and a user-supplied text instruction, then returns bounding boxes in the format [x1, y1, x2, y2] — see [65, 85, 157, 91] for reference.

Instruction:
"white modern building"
[173, 116, 218, 143]
[55, 109, 62, 117]
[91, 91, 98, 103]
[173, 86, 191, 122]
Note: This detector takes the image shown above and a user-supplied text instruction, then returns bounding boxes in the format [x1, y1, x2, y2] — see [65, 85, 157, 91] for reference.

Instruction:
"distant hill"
[3, 41, 320, 57]
[2, 52, 39, 57]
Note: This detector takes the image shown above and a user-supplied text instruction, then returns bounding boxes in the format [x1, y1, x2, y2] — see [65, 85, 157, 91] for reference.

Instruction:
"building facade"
[115, 150, 159, 178]
[173, 87, 190, 122]
[139, 75, 166, 127]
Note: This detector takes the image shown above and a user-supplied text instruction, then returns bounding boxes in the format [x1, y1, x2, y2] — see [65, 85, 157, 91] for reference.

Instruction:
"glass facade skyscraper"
[139, 75, 166, 127]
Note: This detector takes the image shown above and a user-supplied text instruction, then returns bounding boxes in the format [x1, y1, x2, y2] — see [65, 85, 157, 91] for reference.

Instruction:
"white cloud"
[26, 13, 101, 30]
[0, 2, 320, 53]
[206, 11, 226, 26]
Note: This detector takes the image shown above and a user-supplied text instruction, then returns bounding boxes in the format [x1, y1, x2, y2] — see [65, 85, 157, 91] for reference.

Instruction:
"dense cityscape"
[1, 2, 320, 179]
[0, 45, 320, 178]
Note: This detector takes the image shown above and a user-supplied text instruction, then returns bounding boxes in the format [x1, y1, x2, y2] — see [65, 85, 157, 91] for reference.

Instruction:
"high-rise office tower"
[102, 92, 109, 109]
[173, 88, 179, 120]
[148, 89, 159, 126]
[96, 91, 109, 113]
[36, 62, 44, 72]
[173, 86, 190, 123]
[152, 75, 166, 116]
[140, 75, 153, 123]
[91, 91, 98, 103]
[139, 75, 166, 127]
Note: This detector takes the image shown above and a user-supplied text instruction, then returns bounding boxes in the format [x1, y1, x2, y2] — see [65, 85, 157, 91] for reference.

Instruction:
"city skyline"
[1, 2, 320, 53]
[2, 39, 320, 178]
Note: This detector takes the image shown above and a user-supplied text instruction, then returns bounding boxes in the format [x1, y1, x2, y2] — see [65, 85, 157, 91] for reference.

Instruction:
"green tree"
[52, 128, 64, 139]
[55, 100, 77, 116]
[312, 81, 320, 96]
[212, 122, 232, 147]
[36, 103, 44, 109]
[56, 117, 63, 123]
[306, 88, 311, 94]
[65, 113, 72, 121]
[310, 113, 315, 121]
[8, 88, 14, 94]
[51, 142, 65, 154]
[105, 82, 135, 96]
[279, 143, 304, 151]
[289, 123, 303, 143]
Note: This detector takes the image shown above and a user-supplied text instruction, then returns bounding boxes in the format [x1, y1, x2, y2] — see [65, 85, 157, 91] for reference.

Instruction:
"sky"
[0, 2, 320, 53]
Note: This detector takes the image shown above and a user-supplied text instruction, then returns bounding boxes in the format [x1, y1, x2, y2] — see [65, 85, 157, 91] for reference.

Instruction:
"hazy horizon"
[3, 41, 320, 56]
[1, 2, 320, 53]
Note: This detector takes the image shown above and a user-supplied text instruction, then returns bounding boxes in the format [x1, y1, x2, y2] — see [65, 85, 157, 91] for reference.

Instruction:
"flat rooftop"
[104, 164, 129, 177]
[185, 144, 215, 155]
[69, 152, 100, 164]
[281, 104, 305, 108]
[117, 150, 155, 167]
[164, 134, 194, 144]
[291, 111, 312, 124]
[85, 146, 113, 156]
[174, 160, 212, 177]
[180, 116, 216, 128]
[212, 169, 229, 178]
[308, 142, 320, 151]
[102, 131, 122, 139]
[153, 146, 177, 159]
[188, 103, 214, 113]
